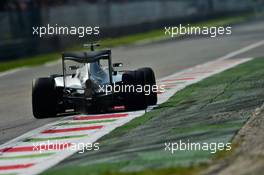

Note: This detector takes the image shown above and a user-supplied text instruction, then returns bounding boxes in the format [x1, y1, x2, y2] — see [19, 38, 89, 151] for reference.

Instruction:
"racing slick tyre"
[122, 71, 147, 110]
[122, 68, 157, 110]
[137, 67, 158, 106]
[32, 77, 57, 119]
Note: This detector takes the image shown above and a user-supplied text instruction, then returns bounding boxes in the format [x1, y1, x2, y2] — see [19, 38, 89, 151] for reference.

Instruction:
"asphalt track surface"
[0, 18, 264, 145]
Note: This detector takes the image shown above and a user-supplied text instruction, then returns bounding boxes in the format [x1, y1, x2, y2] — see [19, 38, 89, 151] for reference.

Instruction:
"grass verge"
[0, 13, 253, 73]
[43, 58, 264, 175]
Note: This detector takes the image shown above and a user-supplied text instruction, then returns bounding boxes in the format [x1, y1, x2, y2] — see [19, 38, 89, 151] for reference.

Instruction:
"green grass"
[0, 53, 60, 73]
[43, 58, 264, 175]
[0, 13, 253, 73]
[170, 122, 244, 135]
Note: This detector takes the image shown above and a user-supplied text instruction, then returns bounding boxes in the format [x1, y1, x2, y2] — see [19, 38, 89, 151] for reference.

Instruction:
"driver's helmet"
[89, 61, 109, 85]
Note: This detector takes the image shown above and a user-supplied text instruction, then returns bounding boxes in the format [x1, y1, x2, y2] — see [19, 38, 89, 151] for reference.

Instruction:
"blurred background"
[0, 0, 263, 60]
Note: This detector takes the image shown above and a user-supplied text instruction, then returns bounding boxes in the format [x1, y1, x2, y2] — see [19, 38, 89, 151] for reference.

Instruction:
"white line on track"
[218, 40, 264, 61]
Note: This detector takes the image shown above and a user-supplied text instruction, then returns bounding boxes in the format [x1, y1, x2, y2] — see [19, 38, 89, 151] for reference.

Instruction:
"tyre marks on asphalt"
[0, 58, 253, 175]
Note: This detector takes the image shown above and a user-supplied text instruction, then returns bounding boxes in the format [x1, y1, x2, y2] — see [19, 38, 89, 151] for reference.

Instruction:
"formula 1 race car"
[32, 44, 157, 119]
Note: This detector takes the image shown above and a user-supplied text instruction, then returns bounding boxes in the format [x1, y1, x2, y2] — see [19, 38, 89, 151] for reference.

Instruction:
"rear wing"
[62, 49, 113, 89]
[62, 50, 111, 63]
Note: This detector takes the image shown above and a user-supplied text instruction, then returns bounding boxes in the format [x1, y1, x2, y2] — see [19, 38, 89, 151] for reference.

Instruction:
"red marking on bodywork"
[113, 106, 125, 110]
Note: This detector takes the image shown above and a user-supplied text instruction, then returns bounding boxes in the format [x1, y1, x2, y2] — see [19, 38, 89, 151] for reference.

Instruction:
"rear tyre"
[32, 77, 57, 119]
[122, 71, 147, 110]
[138, 67, 157, 106]
[122, 67, 157, 110]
